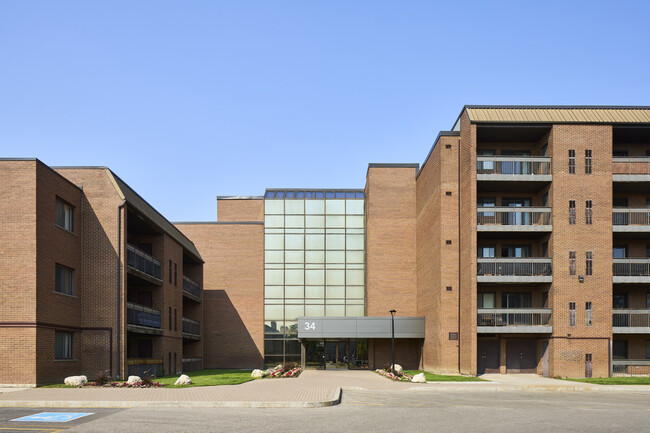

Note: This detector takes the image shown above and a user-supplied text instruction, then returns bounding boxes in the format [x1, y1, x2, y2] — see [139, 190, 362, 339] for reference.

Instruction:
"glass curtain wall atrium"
[263, 189, 366, 365]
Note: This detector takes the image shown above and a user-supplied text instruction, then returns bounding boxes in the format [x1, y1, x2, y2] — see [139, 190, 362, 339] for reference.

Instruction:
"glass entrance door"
[324, 340, 348, 370]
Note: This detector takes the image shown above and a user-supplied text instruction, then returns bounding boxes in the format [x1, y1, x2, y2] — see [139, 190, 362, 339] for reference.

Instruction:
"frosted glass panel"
[326, 286, 345, 298]
[346, 251, 364, 263]
[346, 286, 365, 299]
[265, 215, 284, 227]
[305, 200, 324, 214]
[305, 215, 325, 228]
[265, 251, 284, 263]
[326, 235, 345, 250]
[265, 270, 284, 285]
[346, 235, 364, 250]
[265, 234, 284, 250]
[326, 305, 345, 316]
[326, 199, 345, 214]
[305, 285, 324, 298]
[285, 286, 305, 298]
[265, 305, 283, 320]
[326, 269, 345, 285]
[285, 215, 304, 228]
[285, 251, 304, 263]
[346, 200, 364, 215]
[285, 200, 305, 214]
[305, 269, 324, 285]
[265, 200, 284, 215]
[305, 305, 325, 316]
[326, 215, 345, 228]
[326, 251, 345, 263]
[265, 286, 283, 298]
[285, 269, 304, 285]
[306, 235, 324, 250]
[305, 251, 325, 264]
[285, 305, 304, 320]
[346, 269, 364, 285]
[346, 215, 364, 228]
[285, 234, 304, 250]
[346, 305, 365, 317]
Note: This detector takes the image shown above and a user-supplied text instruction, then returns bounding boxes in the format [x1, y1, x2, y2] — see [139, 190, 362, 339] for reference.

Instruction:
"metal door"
[477, 339, 500, 374]
[542, 341, 549, 377]
[506, 340, 537, 373]
[585, 354, 593, 378]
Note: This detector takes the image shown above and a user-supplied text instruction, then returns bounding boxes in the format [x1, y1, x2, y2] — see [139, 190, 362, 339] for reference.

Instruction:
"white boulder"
[174, 374, 192, 385]
[64, 375, 87, 387]
[251, 369, 265, 378]
[412, 373, 426, 383]
[126, 375, 141, 385]
[393, 364, 403, 374]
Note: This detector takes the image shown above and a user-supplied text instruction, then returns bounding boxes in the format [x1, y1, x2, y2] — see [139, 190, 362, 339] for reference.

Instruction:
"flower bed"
[88, 381, 164, 388]
[375, 369, 413, 382]
[252, 363, 303, 378]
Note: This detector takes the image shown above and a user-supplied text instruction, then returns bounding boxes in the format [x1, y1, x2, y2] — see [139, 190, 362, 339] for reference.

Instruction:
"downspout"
[457, 138, 462, 373]
[117, 202, 126, 378]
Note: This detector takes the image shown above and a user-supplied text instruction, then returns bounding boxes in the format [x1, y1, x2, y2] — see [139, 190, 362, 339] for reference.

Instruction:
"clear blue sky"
[2, 1, 649, 221]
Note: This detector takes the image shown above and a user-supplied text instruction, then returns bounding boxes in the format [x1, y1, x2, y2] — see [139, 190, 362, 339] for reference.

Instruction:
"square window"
[55, 197, 74, 232]
[55, 331, 73, 359]
[55, 264, 74, 296]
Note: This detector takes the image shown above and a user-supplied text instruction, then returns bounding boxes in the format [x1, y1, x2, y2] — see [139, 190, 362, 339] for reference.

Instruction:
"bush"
[94, 370, 111, 386]
[140, 369, 157, 387]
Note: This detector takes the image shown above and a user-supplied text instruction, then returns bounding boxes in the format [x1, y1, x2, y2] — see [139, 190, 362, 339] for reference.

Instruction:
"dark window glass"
[585, 149, 592, 174]
[174, 309, 177, 332]
[585, 200, 592, 225]
[276, 192, 285, 198]
[501, 245, 531, 258]
[613, 294, 628, 309]
[55, 264, 74, 296]
[315, 192, 324, 198]
[296, 192, 305, 198]
[569, 200, 576, 224]
[169, 260, 172, 284]
[264, 191, 275, 198]
[355, 192, 365, 198]
[585, 302, 592, 326]
[174, 263, 177, 286]
[586, 252, 593, 276]
[613, 245, 627, 259]
[569, 251, 576, 276]
[478, 245, 496, 258]
[285, 192, 295, 198]
[613, 150, 629, 157]
[569, 302, 576, 327]
[613, 340, 628, 360]
[478, 292, 495, 308]
[325, 192, 335, 198]
[502, 293, 532, 308]
[305, 192, 313, 198]
[169, 307, 172, 331]
[335, 192, 345, 198]
[55, 197, 75, 232]
[345, 192, 355, 198]
[569, 149, 576, 174]
[55, 331, 73, 359]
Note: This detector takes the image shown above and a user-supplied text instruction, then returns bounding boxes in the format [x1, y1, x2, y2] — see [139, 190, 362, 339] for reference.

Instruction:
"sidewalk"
[1, 371, 649, 408]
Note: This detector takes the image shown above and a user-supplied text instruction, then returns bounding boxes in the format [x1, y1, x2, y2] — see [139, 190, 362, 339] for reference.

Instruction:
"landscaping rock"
[251, 369, 265, 378]
[64, 375, 87, 387]
[393, 364, 403, 374]
[412, 373, 426, 383]
[126, 375, 141, 385]
[174, 374, 192, 385]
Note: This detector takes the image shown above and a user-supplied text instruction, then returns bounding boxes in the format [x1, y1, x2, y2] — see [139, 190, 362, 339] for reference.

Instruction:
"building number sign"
[304, 321, 316, 331]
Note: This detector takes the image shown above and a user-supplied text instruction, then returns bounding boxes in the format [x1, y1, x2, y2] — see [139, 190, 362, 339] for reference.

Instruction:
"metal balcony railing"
[613, 209, 650, 226]
[477, 207, 551, 226]
[477, 258, 552, 276]
[127, 302, 162, 329]
[477, 308, 552, 327]
[126, 244, 162, 280]
[182, 275, 202, 298]
[182, 357, 203, 373]
[182, 317, 201, 336]
[612, 157, 650, 175]
[477, 156, 551, 176]
[613, 360, 650, 376]
[613, 309, 650, 328]
[126, 358, 163, 377]
[613, 258, 650, 276]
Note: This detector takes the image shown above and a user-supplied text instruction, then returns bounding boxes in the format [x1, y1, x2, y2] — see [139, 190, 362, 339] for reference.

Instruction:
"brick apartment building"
[2, 106, 650, 385]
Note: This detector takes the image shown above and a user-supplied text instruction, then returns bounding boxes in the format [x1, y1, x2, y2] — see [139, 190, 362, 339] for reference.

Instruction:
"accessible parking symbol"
[11, 412, 94, 422]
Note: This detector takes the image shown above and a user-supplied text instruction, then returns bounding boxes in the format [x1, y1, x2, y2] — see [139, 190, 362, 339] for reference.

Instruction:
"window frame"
[55, 264, 75, 296]
[568, 149, 576, 174]
[585, 302, 592, 326]
[585, 149, 592, 174]
[585, 200, 592, 225]
[569, 251, 577, 276]
[586, 251, 593, 276]
[569, 200, 576, 225]
[55, 197, 75, 233]
[569, 302, 576, 327]
[55, 331, 73, 360]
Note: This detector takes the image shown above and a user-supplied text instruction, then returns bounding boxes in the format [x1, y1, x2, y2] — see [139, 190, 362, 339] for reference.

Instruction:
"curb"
[0, 387, 343, 409]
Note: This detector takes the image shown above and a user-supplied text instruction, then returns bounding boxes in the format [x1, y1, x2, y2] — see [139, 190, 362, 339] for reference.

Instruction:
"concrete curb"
[0, 387, 343, 409]
[410, 384, 650, 392]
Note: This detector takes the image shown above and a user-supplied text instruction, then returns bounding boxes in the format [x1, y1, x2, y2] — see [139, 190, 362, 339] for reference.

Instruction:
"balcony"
[477, 156, 552, 186]
[613, 209, 650, 232]
[613, 309, 650, 333]
[477, 258, 552, 283]
[613, 360, 650, 376]
[613, 258, 650, 283]
[127, 358, 163, 377]
[613, 157, 650, 182]
[477, 207, 551, 232]
[182, 275, 202, 302]
[477, 308, 552, 333]
[182, 317, 201, 340]
[126, 244, 163, 284]
[182, 357, 203, 373]
[127, 302, 163, 335]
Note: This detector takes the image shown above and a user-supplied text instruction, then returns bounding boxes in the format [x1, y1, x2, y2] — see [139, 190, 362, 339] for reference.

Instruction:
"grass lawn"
[403, 370, 487, 382]
[41, 369, 256, 388]
[562, 377, 650, 385]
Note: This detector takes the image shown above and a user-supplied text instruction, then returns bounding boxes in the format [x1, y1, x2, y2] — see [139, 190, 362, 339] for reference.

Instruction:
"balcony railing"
[613, 209, 650, 226]
[127, 302, 162, 329]
[477, 308, 552, 327]
[182, 317, 201, 336]
[613, 309, 650, 328]
[477, 156, 551, 176]
[613, 360, 650, 376]
[612, 157, 650, 175]
[127, 358, 163, 377]
[477, 207, 551, 226]
[182, 276, 202, 299]
[477, 258, 552, 277]
[182, 357, 203, 373]
[126, 244, 162, 280]
[613, 258, 650, 276]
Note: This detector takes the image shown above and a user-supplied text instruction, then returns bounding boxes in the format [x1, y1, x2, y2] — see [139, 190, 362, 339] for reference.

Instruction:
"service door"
[477, 339, 500, 374]
[506, 340, 537, 373]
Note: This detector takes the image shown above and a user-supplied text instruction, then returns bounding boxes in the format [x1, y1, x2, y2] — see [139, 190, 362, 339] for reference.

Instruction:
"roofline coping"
[416, 131, 460, 180]
[217, 195, 264, 200]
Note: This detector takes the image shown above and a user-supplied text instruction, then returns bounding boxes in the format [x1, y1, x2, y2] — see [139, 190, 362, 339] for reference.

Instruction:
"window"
[478, 245, 495, 258]
[613, 150, 629, 157]
[646, 341, 650, 360]
[55, 264, 74, 296]
[569, 251, 576, 276]
[55, 197, 74, 232]
[169, 307, 172, 331]
[169, 260, 172, 284]
[174, 263, 177, 286]
[586, 252, 593, 276]
[569, 149, 576, 174]
[174, 308, 177, 332]
[55, 331, 73, 359]
[502, 245, 531, 258]
[449, 332, 458, 340]
[569, 302, 576, 327]
[613, 245, 627, 259]
[613, 294, 628, 309]
[613, 340, 628, 360]
[585, 302, 592, 326]
[477, 197, 496, 223]
[569, 200, 576, 224]
[502, 292, 532, 308]
[478, 292, 495, 308]
[585, 200, 592, 225]
[585, 150, 592, 174]
[647, 293, 650, 309]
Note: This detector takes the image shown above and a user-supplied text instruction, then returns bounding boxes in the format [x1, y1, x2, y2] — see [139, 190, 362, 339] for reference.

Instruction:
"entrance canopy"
[297, 316, 425, 339]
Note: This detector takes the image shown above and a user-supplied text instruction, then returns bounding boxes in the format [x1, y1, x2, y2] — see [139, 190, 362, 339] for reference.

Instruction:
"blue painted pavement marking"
[10, 412, 94, 422]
